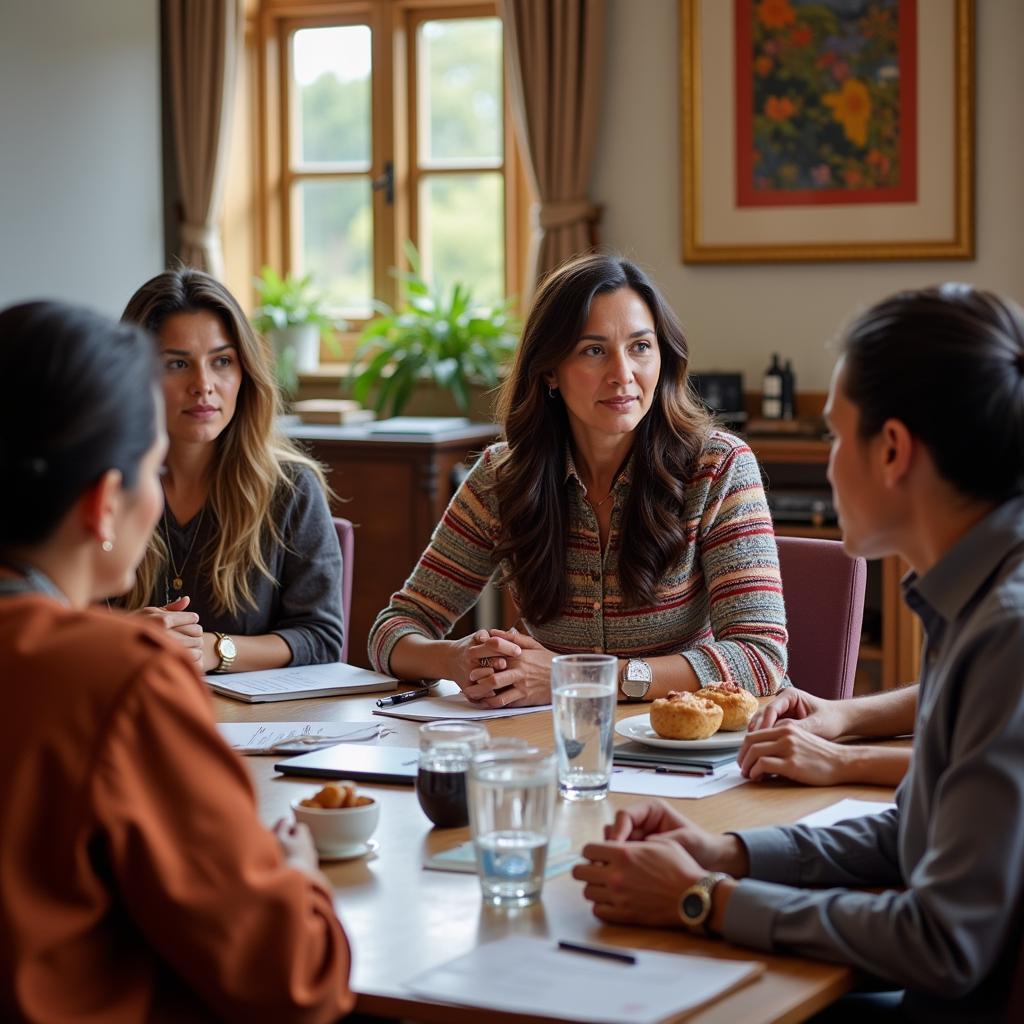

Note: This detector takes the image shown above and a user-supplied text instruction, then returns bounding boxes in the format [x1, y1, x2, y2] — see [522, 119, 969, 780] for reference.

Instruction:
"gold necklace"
[585, 490, 615, 511]
[163, 506, 206, 592]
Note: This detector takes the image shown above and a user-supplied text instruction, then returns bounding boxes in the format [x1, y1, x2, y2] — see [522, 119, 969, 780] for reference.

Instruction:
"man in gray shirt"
[575, 285, 1024, 1021]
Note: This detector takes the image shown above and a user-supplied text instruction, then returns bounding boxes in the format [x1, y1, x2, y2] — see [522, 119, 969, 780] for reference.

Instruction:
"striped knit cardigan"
[369, 431, 788, 695]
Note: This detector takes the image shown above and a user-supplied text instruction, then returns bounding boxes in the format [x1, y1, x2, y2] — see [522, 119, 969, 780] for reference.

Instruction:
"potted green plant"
[350, 245, 519, 419]
[252, 267, 337, 393]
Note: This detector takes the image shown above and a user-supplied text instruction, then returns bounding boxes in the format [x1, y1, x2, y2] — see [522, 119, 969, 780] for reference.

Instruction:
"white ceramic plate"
[317, 838, 380, 862]
[615, 713, 748, 751]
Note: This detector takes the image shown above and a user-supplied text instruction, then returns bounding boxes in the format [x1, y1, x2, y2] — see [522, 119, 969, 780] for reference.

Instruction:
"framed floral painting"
[681, 0, 974, 262]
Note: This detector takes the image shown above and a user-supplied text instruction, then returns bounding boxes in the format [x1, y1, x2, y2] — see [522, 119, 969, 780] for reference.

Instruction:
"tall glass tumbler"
[468, 747, 556, 907]
[551, 654, 618, 801]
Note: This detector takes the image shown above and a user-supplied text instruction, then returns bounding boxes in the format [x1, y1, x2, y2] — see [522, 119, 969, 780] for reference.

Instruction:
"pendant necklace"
[163, 505, 205, 594]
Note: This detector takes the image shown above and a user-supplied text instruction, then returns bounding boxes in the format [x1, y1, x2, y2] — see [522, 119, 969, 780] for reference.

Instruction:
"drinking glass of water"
[468, 746, 556, 907]
[551, 654, 618, 801]
[416, 721, 489, 828]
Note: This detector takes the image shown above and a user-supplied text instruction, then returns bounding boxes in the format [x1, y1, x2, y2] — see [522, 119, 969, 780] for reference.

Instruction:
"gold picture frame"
[681, 0, 974, 263]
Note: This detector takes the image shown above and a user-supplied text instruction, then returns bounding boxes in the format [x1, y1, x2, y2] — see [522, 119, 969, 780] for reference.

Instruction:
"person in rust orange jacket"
[0, 300, 354, 1023]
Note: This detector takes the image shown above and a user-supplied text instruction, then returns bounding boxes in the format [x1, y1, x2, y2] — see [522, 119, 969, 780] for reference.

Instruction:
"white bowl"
[291, 794, 380, 856]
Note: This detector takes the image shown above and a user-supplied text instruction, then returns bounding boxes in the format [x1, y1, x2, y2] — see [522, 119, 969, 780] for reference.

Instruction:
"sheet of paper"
[206, 662, 394, 699]
[423, 836, 579, 878]
[405, 935, 763, 1024]
[795, 798, 896, 829]
[610, 761, 749, 799]
[216, 720, 388, 754]
[373, 680, 551, 722]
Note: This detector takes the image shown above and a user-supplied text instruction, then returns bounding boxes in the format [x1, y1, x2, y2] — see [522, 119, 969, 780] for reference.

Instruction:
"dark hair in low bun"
[841, 283, 1024, 503]
[0, 300, 159, 548]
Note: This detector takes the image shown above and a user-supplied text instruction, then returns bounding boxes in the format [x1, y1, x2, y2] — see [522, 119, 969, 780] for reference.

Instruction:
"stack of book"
[292, 399, 375, 425]
[612, 740, 739, 775]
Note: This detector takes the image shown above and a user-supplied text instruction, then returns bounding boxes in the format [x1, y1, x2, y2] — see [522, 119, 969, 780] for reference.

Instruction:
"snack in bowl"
[700, 682, 759, 731]
[649, 690, 723, 740]
[299, 782, 373, 809]
[291, 782, 380, 856]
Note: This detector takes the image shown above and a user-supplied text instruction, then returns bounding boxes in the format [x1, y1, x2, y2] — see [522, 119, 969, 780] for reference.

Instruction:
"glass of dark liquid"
[416, 721, 489, 828]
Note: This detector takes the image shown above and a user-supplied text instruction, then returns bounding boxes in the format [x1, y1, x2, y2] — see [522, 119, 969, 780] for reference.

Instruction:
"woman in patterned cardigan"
[369, 253, 788, 707]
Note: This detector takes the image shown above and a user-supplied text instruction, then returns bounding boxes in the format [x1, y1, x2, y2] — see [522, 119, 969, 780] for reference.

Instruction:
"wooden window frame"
[250, 0, 527, 355]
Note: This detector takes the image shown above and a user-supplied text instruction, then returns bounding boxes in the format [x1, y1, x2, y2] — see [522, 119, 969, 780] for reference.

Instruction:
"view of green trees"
[292, 17, 505, 316]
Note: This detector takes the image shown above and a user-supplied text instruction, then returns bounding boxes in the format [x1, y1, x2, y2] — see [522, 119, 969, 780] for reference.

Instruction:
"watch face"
[682, 892, 706, 921]
[219, 635, 237, 659]
[626, 659, 653, 683]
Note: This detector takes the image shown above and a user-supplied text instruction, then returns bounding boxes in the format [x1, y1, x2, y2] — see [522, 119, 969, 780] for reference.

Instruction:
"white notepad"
[610, 761, 749, 799]
[795, 798, 896, 829]
[405, 935, 764, 1023]
[206, 663, 395, 703]
[373, 679, 551, 721]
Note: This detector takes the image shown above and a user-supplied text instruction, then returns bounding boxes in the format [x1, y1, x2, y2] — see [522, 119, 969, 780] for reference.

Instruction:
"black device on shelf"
[689, 372, 746, 430]
[766, 489, 837, 526]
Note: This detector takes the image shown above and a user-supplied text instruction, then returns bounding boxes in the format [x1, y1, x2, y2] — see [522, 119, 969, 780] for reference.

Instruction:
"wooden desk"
[217, 693, 899, 1024]
[283, 421, 500, 668]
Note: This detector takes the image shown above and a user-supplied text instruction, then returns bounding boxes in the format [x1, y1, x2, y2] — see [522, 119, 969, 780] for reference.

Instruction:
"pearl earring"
[101, 539, 114, 552]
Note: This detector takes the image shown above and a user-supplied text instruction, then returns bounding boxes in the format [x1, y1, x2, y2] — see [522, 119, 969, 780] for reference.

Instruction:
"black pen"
[376, 687, 431, 708]
[653, 764, 712, 776]
[557, 940, 637, 965]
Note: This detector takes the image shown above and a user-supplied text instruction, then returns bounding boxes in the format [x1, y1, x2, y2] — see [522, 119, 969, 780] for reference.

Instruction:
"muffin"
[649, 690, 723, 740]
[701, 682, 758, 731]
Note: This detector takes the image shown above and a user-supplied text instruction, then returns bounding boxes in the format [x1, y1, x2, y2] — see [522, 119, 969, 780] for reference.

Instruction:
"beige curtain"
[164, 0, 241, 276]
[500, 0, 606, 294]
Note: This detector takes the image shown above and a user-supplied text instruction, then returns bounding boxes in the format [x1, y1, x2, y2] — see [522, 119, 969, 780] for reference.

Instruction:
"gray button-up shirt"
[723, 495, 1024, 1022]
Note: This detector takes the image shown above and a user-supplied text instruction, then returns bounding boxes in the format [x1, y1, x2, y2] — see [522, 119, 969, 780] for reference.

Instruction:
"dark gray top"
[724, 495, 1024, 1022]
[156, 465, 343, 665]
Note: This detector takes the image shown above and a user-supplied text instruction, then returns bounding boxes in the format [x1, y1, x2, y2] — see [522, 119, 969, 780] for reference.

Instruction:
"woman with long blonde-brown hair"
[121, 267, 343, 673]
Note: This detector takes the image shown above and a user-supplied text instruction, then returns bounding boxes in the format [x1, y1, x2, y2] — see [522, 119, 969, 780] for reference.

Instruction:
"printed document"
[405, 935, 763, 1023]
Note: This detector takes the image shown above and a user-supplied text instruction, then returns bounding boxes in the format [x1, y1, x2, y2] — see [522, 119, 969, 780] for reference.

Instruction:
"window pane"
[293, 179, 373, 318]
[418, 18, 502, 166]
[419, 173, 504, 305]
[292, 26, 371, 167]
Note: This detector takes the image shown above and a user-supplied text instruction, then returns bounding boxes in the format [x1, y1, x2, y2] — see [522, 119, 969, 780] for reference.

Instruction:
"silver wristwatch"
[678, 872, 729, 933]
[620, 658, 653, 701]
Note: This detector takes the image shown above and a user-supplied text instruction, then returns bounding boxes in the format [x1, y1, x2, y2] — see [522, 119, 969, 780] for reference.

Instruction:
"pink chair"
[332, 517, 355, 663]
[775, 535, 867, 700]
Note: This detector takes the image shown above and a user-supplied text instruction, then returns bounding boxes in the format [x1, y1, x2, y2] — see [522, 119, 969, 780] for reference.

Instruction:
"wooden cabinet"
[285, 421, 500, 668]
[747, 436, 921, 691]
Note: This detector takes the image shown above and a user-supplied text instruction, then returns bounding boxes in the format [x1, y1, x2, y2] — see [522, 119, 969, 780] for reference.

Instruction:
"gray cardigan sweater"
[156, 464, 343, 665]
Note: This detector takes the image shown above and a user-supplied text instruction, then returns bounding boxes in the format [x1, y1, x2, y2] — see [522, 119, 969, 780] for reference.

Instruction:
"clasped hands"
[573, 801, 747, 928]
[137, 596, 215, 672]
[450, 627, 555, 708]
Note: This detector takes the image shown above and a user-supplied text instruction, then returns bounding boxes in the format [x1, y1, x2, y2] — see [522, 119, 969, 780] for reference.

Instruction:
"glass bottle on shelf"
[782, 359, 796, 419]
[761, 353, 784, 419]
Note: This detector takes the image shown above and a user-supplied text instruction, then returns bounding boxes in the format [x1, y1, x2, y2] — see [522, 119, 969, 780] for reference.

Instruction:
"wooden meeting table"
[215, 690, 900, 1024]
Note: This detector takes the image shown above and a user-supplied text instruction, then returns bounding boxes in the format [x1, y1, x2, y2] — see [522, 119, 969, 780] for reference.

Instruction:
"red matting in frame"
[734, 0, 917, 208]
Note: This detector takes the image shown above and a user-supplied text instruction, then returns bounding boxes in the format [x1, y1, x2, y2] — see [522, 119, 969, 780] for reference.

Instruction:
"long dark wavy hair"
[492, 253, 712, 623]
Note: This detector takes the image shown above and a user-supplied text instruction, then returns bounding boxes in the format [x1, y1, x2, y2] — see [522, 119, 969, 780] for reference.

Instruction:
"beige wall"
[0, 0, 162, 315]
[591, 0, 1024, 391]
